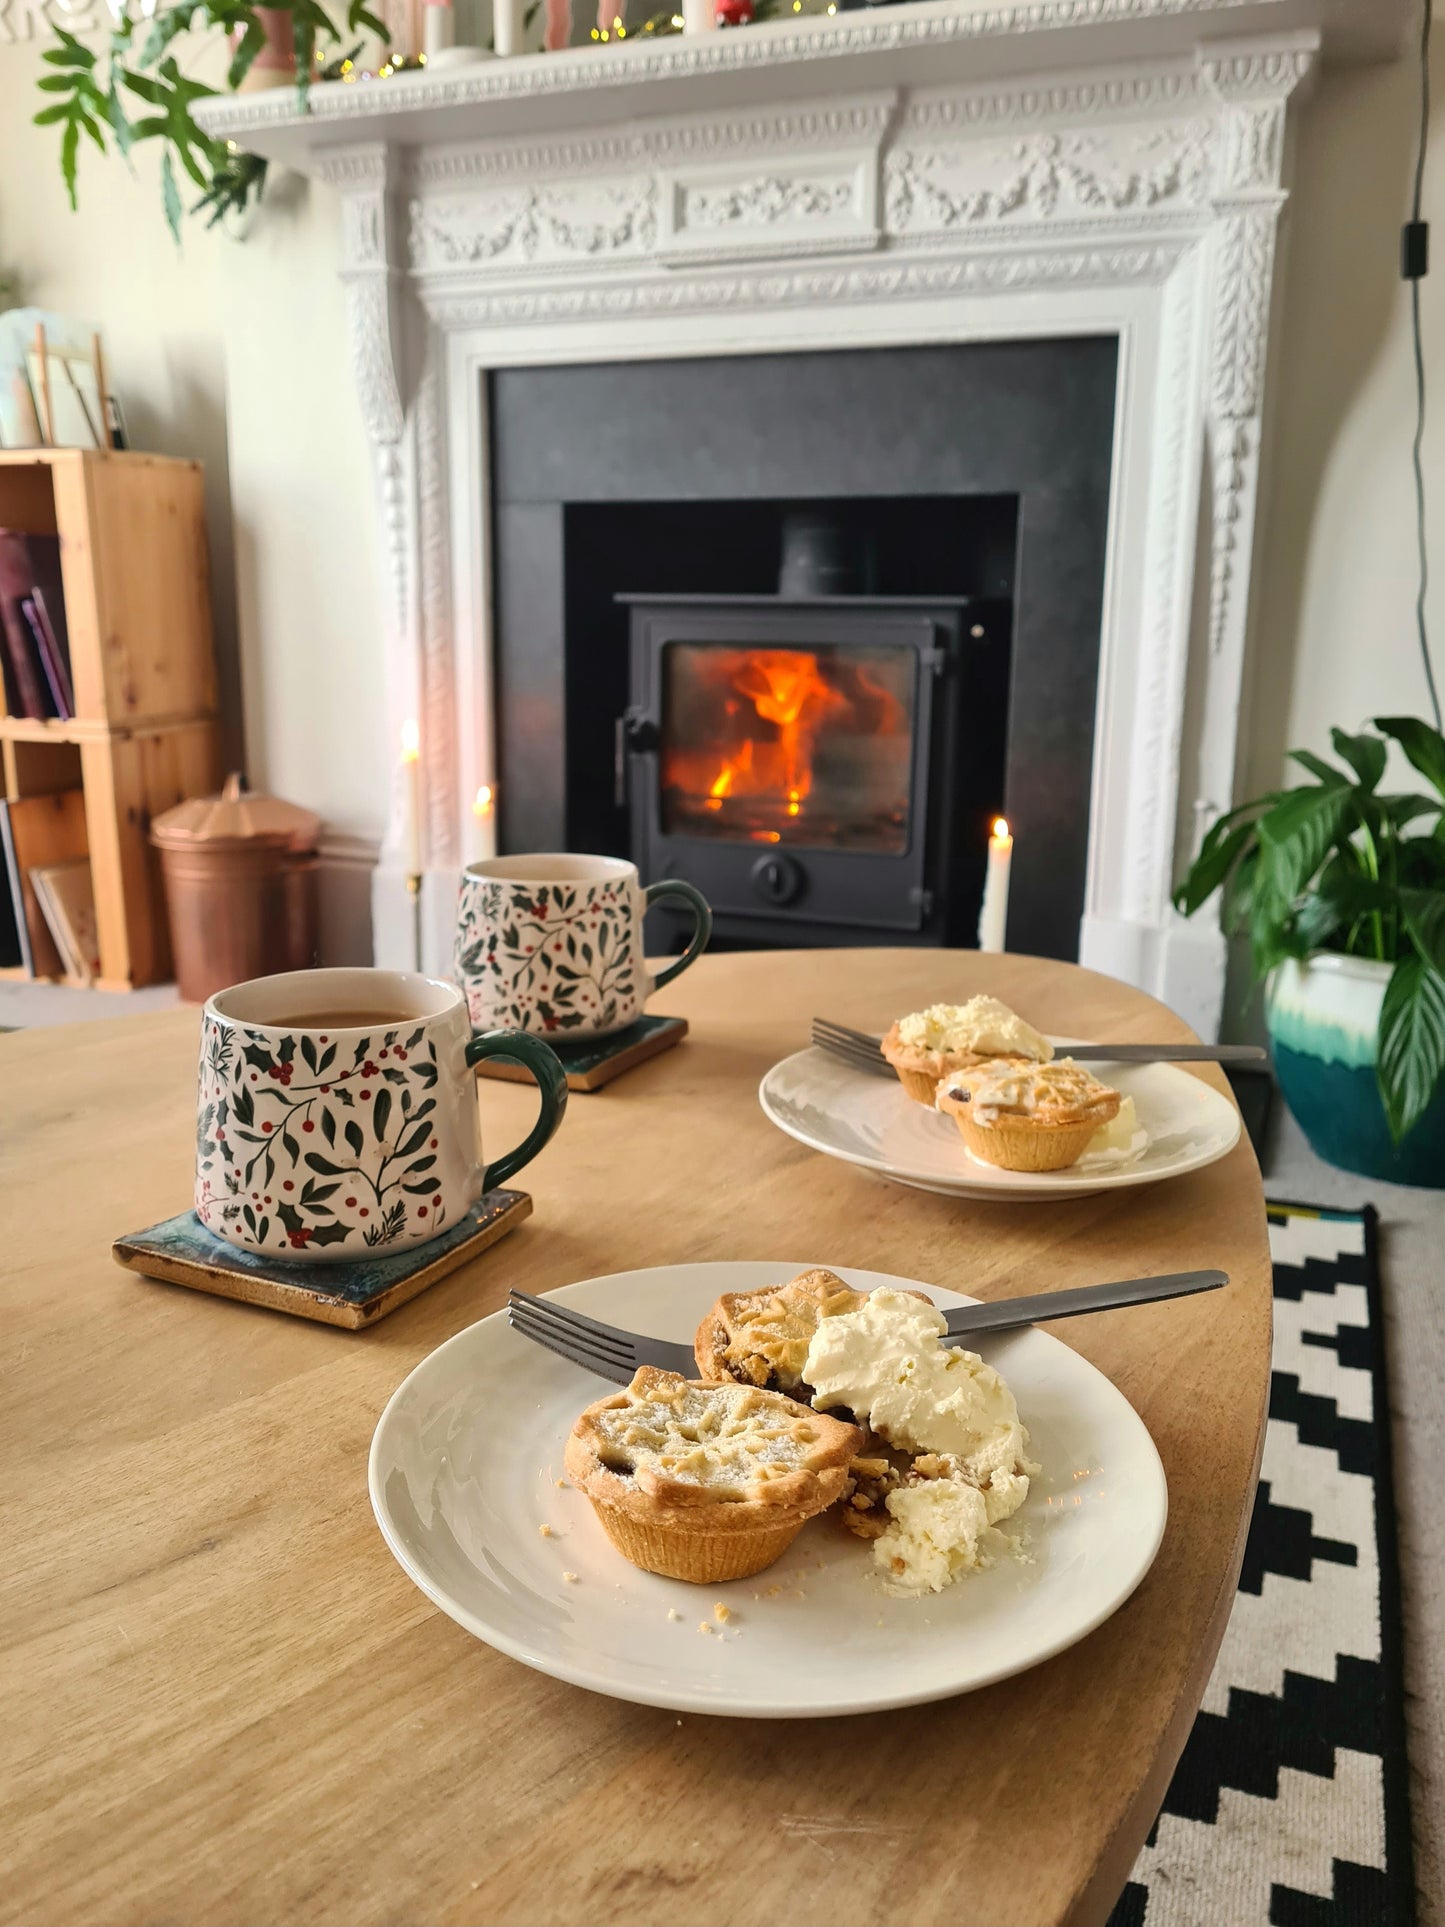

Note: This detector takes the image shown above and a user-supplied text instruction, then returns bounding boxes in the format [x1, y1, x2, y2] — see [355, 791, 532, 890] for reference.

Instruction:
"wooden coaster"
[112, 1189, 531, 1330]
[474, 1014, 688, 1093]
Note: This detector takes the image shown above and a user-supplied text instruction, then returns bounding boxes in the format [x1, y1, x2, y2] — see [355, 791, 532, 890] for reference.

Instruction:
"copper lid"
[151, 772, 321, 853]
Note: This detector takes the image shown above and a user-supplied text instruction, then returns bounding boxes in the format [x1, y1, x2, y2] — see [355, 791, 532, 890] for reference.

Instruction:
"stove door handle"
[614, 709, 659, 809]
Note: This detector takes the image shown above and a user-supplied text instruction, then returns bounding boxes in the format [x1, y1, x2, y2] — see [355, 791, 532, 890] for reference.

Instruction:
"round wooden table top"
[0, 949, 1271, 1927]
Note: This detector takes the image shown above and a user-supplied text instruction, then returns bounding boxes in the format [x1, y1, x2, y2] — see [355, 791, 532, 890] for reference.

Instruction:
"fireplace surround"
[202, 0, 1406, 1034]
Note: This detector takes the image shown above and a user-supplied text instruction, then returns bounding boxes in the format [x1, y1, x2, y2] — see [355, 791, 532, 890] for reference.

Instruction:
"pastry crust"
[693, 1267, 867, 1391]
[937, 1058, 1121, 1173]
[879, 1023, 1008, 1106]
[566, 1367, 861, 1582]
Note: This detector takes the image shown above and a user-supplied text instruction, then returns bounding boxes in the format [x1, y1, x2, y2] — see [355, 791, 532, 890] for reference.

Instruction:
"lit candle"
[977, 815, 1012, 953]
[472, 782, 497, 862]
[400, 718, 422, 878]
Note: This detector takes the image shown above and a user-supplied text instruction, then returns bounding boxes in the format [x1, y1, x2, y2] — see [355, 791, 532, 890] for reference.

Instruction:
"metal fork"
[506, 1268, 1227, 1385]
[812, 1015, 1266, 1070]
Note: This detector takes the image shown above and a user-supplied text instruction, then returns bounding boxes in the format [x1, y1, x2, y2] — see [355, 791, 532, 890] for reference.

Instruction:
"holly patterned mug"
[455, 854, 712, 1039]
[195, 967, 567, 1263]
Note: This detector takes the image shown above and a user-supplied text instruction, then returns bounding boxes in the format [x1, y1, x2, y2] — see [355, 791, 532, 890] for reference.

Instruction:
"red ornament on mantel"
[715, 0, 753, 23]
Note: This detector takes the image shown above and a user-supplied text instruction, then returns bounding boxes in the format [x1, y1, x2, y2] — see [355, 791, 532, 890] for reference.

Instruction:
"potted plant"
[33, 0, 385, 239]
[1174, 716, 1445, 1186]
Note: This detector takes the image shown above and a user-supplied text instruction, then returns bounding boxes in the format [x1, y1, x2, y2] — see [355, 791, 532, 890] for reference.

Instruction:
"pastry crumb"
[699, 1621, 714, 1635]
[554, 1477, 568, 1489]
[765, 1583, 782, 1598]
[538, 1523, 554, 1538]
[562, 1571, 578, 1584]
[713, 1602, 733, 1623]
[667, 1608, 682, 1621]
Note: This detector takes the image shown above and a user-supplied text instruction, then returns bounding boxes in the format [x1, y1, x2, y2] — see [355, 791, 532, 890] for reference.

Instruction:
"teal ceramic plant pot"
[1267, 955, 1445, 1189]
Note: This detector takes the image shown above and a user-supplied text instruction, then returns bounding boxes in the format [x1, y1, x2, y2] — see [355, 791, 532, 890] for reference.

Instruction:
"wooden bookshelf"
[0, 449, 221, 989]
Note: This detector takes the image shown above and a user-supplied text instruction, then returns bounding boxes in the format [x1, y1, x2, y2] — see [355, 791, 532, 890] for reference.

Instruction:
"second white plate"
[758, 1045, 1242, 1200]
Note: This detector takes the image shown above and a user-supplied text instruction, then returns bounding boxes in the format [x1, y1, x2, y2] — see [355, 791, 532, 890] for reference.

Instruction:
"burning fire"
[664, 642, 911, 847]
[695, 651, 850, 822]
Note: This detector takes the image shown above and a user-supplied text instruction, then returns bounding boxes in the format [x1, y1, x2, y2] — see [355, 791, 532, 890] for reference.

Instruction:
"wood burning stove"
[617, 593, 1009, 946]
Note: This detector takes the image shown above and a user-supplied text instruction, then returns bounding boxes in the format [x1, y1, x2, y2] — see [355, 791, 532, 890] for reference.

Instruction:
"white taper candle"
[977, 815, 1012, 953]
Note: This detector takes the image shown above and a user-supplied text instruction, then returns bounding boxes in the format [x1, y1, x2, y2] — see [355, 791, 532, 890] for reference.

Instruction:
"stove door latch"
[614, 708, 659, 807]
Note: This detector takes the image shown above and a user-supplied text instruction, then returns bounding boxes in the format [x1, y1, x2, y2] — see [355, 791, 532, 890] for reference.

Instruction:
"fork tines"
[508, 1292, 636, 1377]
[810, 1018, 892, 1077]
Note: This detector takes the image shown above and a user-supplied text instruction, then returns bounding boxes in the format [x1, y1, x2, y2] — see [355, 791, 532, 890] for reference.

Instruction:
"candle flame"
[992, 815, 1010, 842]
[400, 718, 420, 763]
[473, 783, 495, 819]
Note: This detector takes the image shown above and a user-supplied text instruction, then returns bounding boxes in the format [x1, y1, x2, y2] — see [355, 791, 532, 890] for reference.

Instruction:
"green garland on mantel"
[34, 3, 385, 240]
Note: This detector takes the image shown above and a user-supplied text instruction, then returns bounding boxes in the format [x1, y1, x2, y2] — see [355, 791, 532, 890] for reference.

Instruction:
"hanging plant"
[34, 2, 387, 240]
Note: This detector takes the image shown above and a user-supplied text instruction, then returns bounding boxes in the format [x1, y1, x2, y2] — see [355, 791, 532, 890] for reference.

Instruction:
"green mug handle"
[644, 880, 713, 993]
[464, 1029, 569, 1193]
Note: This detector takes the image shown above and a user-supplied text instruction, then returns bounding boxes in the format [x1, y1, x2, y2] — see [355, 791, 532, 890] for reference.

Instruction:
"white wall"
[1247, 40, 1445, 792]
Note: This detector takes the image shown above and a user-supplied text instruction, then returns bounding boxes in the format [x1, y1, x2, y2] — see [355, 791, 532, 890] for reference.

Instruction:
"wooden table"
[0, 951, 1271, 1927]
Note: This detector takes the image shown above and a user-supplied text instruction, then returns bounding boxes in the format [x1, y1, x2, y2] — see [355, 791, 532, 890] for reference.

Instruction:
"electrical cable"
[1405, 0, 1443, 731]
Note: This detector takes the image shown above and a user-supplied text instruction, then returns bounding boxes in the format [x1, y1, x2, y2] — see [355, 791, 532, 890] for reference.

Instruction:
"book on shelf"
[0, 789, 88, 978]
[0, 800, 34, 974]
[0, 532, 70, 722]
[31, 859, 98, 982]
[24, 593, 73, 718]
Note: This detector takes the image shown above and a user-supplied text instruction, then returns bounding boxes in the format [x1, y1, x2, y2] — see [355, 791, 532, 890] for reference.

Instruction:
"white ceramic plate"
[369, 1261, 1168, 1718]
[758, 1045, 1242, 1201]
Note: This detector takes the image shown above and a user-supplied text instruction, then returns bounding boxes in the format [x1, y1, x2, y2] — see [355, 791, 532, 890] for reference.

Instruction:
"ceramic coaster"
[473, 1014, 687, 1093]
[112, 1188, 531, 1330]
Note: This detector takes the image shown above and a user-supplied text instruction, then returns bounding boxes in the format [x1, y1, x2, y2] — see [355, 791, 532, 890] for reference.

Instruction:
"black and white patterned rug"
[1112, 1204, 1415, 1927]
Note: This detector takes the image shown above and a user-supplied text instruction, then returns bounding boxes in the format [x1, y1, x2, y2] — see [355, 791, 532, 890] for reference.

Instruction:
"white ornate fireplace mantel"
[203, 0, 1406, 1033]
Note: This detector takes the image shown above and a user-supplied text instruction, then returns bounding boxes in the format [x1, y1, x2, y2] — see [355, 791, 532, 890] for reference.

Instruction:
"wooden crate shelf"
[0, 449, 221, 989]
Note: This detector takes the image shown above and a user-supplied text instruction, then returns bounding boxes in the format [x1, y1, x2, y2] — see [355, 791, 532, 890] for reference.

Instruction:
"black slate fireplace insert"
[488, 337, 1117, 961]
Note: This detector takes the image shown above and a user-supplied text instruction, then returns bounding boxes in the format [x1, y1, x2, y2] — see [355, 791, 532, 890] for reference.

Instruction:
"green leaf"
[350, 0, 389, 36]
[33, 103, 70, 125]
[308, 1221, 352, 1246]
[344, 1120, 364, 1157]
[1377, 954, 1445, 1140]
[1255, 782, 1354, 907]
[161, 145, 182, 241]
[1173, 819, 1256, 917]
[373, 1088, 391, 1139]
[228, 16, 267, 91]
[37, 73, 81, 92]
[1380, 792, 1444, 832]
[1402, 889, 1445, 974]
[60, 117, 80, 210]
[121, 70, 169, 105]
[1288, 748, 1341, 785]
[138, 4, 200, 68]
[1376, 716, 1445, 800]
[44, 28, 96, 68]
[1330, 728, 1387, 793]
[107, 78, 134, 157]
[303, 1152, 346, 1175]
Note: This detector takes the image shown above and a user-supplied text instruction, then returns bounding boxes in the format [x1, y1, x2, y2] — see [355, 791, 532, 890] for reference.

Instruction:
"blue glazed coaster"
[473, 1013, 688, 1092]
[112, 1188, 531, 1329]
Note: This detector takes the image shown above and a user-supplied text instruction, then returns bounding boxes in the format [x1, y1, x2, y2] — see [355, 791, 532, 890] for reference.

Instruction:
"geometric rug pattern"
[1111, 1205, 1415, 1927]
